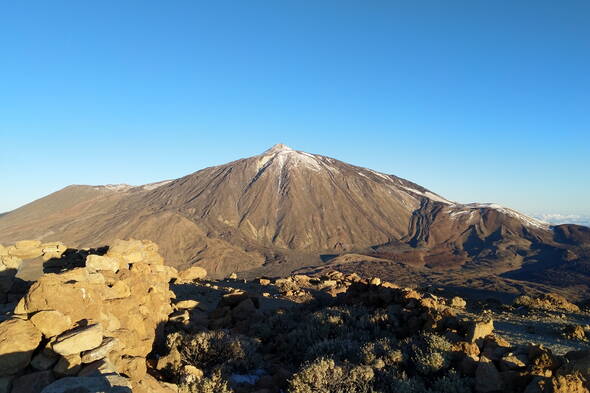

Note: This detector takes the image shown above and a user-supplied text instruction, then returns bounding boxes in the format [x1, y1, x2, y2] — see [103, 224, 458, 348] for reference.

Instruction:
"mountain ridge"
[1, 144, 588, 297]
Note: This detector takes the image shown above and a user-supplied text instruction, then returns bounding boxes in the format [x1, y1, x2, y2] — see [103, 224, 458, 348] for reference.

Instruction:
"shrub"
[374, 368, 426, 393]
[305, 338, 360, 362]
[404, 333, 453, 375]
[429, 371, 473, 393]
[177, 330, 261, 373]
[360, 337, 401, 367]
[179, 370, 233, 393]
[288, 357, 374, 393]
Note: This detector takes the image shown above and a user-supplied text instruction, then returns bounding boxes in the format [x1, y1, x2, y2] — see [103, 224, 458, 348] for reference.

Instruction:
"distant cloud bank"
[533, 214, 590, 227]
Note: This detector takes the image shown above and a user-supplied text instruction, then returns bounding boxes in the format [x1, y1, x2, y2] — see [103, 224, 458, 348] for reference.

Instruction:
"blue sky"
[1, 1, 588, 218]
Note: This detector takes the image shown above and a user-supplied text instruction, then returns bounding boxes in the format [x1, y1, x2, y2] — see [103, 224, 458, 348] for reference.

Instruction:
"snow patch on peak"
[452, 203, 550, 229]
[141, 180, 173, 190]
[263, 143, 293, 154]
[400, 186, 453, 205]
[259, 145, 323, 172]
[369, 170, 392, 181]
[94, 184, 133, 192]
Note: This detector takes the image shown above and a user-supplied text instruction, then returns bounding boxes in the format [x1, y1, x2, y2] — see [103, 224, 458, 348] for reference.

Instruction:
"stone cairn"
[0, 239, 178, 393]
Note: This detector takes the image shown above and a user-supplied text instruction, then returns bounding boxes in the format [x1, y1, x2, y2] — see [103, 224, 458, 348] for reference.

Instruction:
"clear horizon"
[1, 1, 588, 220]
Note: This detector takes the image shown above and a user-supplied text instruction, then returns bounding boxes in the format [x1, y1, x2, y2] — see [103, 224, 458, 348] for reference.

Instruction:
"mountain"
[1, 144, 589, 296]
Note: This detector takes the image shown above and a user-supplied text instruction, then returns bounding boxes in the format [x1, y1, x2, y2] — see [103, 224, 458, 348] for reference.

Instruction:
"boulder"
[0, 255, 21, 269]
[467, 319, 494, 343]
[514, 293, 580, 313]
[178, 266, 207, 281]
[106, 239, 163, 266]
[550, 373, 589, 393]
[450, 296, 467, 308]
[41, 242, 68, 260]
[86, 255, 120, 273]
[562, 325, 587, 341]
[14, 269, 106, 321]
[0, 318, 42, 375]
[9, 240, 43, 259]
[31, 310, 73, 338]
[52, 324, 104, 356]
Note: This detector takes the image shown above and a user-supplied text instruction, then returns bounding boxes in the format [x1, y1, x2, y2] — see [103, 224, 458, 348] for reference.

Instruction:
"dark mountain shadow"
[500, 244, 572, 282]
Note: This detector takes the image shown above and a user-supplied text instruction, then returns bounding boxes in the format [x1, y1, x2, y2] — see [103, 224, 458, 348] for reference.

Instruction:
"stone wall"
[0, 239, 177, 393]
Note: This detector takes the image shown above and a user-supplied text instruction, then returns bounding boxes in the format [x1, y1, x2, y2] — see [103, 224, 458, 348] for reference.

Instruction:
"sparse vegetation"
[175, 330, 261, 373]
[179, 370, 234, 393]
[165, 295, 470, 393]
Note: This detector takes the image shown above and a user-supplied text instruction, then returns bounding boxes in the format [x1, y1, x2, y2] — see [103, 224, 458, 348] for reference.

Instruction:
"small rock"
[319, 280, 337, 289]
[85, 255, 120, 273]
[501, 353, 527, 370]
[178, 266, 207, 281]
[562, 325, 587, 341]
[52, 324, 104, 356]
[450, 296, 467, 309]
[467, 319, 494, 343]
[550, 373, 588, 393]
[30, 310, 72, 338]
[80, 337, 118, 363]
[175, 300, 199, 310]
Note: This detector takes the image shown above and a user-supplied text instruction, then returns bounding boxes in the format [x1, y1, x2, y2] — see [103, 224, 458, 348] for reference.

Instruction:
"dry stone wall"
[0, 239, 178, 393]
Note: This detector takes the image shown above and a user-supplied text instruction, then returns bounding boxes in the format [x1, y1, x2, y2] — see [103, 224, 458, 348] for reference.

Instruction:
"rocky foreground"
[1, 240, 590, 393]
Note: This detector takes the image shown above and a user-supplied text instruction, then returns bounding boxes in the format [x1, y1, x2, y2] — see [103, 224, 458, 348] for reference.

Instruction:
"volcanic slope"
[1, 144, 588, 295]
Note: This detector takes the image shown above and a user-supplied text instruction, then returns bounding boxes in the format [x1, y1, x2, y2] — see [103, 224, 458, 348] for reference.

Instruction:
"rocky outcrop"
[0, 239, 175, 393]
[514, 293, 580, 313]
[157, 270, 590, 393]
